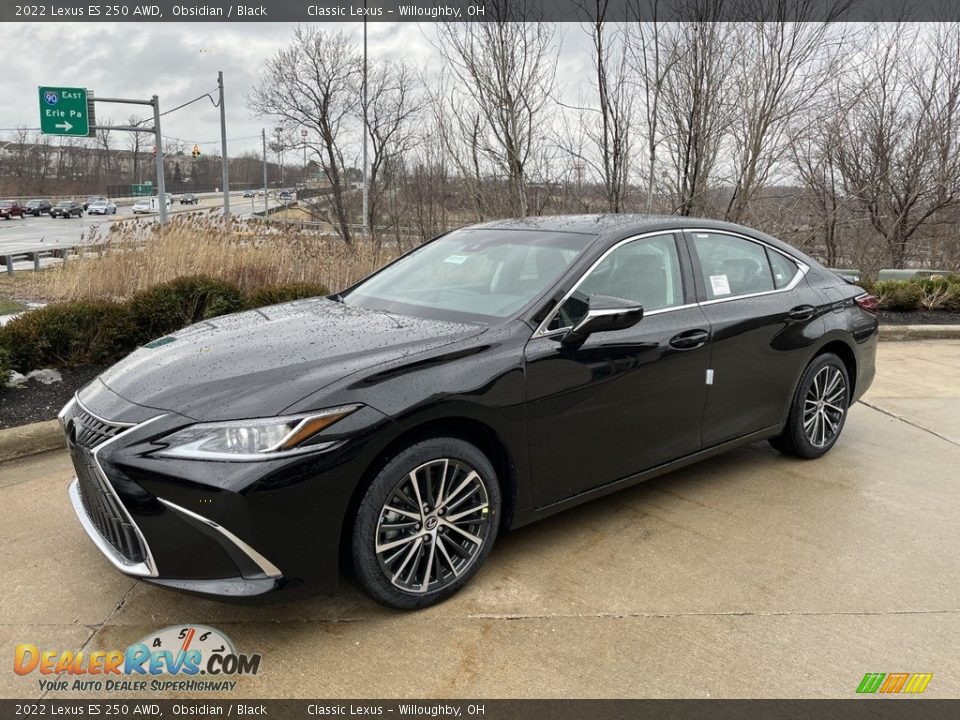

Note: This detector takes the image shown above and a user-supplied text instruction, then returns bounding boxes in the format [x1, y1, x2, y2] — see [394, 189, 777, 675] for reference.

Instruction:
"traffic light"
[192, 144, 201, 158]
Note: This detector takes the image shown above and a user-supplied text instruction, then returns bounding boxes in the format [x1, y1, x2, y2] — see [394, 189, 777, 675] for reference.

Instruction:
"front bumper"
[61, 388, 394, 601]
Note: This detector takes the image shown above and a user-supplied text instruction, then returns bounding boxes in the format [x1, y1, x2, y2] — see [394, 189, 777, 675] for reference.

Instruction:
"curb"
[0, 419, 64, 464]
[879, 325, 960, 341]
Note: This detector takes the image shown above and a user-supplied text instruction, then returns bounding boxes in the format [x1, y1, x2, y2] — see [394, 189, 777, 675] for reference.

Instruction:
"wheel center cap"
[425, 516, 439, 531]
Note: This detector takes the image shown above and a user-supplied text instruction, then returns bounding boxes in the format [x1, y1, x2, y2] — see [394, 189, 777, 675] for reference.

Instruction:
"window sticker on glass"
[710, 274, 731, 296]
[443, 254, 470, 265]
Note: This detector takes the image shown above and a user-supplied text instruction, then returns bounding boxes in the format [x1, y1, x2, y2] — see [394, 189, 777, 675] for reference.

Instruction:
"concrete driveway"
[1, 341, 958, 699]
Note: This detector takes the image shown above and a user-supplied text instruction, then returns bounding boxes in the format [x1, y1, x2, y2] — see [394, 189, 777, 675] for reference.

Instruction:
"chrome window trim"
[157, 498, 282, 579]
[532, 230, 688, 338]
[684, 228, 809, 305]
[68, 413, 167, 578]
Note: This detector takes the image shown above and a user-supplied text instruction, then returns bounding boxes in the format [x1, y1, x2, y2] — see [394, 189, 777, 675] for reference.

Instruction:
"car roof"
[466, 214, 824, 271]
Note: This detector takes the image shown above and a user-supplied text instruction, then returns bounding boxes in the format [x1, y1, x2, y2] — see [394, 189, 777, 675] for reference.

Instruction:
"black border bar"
[2, 0, 960, 23]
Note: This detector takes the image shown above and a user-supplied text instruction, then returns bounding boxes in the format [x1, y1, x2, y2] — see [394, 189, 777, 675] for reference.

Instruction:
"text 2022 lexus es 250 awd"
[60, 215, 878, 609]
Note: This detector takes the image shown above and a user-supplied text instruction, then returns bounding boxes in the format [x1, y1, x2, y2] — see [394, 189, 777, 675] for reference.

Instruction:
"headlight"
[155, 405, 360, 461]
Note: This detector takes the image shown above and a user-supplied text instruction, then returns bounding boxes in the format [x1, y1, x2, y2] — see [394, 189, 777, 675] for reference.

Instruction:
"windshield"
[56, 201, 71, 207]
[345, 228, 594, 323]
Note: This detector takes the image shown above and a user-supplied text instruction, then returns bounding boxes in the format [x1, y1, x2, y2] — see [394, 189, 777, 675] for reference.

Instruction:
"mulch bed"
[2, 308, 959, 430]
[0, 366, 105, 430]
[877, 310, 960, 325]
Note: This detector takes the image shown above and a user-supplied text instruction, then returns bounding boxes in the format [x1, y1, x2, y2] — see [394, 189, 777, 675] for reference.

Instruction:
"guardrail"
[1, 247, 77, 276]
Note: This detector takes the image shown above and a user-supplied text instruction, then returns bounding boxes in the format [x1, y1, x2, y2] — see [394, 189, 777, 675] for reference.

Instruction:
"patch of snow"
[26, 368, 63, 385]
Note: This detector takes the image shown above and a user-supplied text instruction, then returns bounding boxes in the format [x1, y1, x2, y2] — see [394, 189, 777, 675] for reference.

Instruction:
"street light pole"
[362, 7, 369, 235]
[262, 128, 268, 215]
[218, 71, 230, 219]
[152, 95, 168, 225]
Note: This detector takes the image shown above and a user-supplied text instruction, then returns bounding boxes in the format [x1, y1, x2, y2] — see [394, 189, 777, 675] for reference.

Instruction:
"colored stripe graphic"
[857, 673, 886, 693]
[857, 672, 932, 694]
[903, 673, 933, 694]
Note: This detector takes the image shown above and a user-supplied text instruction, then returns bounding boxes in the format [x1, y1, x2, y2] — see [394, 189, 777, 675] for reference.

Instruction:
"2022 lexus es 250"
[60, 215, 878, 609]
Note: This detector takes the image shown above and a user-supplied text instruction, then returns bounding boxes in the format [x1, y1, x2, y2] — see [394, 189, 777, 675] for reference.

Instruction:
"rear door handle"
[788, 305, 816, 321]
[669, 329, 709, 350]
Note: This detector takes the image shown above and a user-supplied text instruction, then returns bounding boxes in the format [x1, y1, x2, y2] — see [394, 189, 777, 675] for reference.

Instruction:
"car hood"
[98, 297, 485, 421]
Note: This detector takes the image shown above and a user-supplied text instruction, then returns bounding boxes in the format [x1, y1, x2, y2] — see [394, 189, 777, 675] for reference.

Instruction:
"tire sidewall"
[351, 437, 501, 610]
[787, 353, 850, 459]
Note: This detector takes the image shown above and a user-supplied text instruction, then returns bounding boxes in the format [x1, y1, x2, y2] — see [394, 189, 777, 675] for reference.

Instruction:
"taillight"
[855, 293, 878, 314]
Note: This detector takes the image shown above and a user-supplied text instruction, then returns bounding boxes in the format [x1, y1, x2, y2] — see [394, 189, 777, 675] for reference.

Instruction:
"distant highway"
[0, 191, 288, 272]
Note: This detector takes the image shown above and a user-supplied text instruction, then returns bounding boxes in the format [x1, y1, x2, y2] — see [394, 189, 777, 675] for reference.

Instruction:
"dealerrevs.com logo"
[13, 625, 261, 693]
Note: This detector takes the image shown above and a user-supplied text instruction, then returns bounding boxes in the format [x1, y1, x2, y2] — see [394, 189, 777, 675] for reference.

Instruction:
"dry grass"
[28, 212, 399, 301]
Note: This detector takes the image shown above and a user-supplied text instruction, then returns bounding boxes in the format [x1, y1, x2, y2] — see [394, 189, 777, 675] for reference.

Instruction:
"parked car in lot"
[60, 215, 878, 610]
[83, 196, 107, 211]
[87, 200, 117, 215]
[0, 200, 26, 219]
[24, 199, 53, 216]
[180, 193, 199, 205]
[50, 200, 83, 218]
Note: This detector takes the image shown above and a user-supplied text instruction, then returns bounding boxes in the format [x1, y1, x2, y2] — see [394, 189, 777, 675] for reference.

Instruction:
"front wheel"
[769, 353, 850, 459]
[351, 438, 501, 609]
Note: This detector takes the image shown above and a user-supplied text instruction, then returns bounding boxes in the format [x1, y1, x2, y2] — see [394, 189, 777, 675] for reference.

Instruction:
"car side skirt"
[512, 425, 782, 529]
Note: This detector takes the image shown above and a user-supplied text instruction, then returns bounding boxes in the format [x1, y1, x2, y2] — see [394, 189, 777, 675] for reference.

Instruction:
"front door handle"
[788, 305, 816, 321]
[669, 329, 709, 350]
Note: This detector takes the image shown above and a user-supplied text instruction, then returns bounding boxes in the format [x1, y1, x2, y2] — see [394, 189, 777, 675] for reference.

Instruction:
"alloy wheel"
[375, 458, 491, 594]
[803, 365, 847, 448]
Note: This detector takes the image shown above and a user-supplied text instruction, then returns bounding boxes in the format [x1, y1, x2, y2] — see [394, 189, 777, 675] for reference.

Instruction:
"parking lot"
[1, 340, 958, 699]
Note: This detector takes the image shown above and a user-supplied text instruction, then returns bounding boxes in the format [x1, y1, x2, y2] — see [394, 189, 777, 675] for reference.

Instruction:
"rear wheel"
[769, 353, 850, 459]
[351, 438, 501, 609]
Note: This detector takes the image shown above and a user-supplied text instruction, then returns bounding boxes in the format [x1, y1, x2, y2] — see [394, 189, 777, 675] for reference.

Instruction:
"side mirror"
[561, 295, 644, 347]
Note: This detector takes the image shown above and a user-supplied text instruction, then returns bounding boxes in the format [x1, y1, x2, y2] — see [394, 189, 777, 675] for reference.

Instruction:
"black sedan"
[60, 216, 877, 609]
[24, 199, 53, 216]
[50, 200, 83, 218]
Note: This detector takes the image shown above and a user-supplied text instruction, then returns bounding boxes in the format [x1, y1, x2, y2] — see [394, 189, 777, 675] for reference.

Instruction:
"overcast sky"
[0, 22, 591, 159]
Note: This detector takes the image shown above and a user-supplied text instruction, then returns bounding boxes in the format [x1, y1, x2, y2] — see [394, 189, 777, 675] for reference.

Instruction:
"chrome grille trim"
[61, 396, 165, 578]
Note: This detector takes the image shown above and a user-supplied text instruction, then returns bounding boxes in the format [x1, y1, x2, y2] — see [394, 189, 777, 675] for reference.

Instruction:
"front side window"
[547, 234, 684, 331]
[691, 233, 775, 300]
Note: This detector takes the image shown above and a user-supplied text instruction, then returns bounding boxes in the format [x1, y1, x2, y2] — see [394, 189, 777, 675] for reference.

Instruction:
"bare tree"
[626, 3, 683, 212]
[432, 1, 557, 216]
[657, 13, 738, 216]
[723, 8, 845, 224]
[251, 26, 361, 243]
[364, 59, 423, 239]
[564, 2, 634, 213]
[834, 24, 960, 267]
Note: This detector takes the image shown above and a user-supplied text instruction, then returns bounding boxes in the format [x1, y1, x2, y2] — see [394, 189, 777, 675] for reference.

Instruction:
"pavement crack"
[37, 580, 139, 700]
[861, 400, 960, 448]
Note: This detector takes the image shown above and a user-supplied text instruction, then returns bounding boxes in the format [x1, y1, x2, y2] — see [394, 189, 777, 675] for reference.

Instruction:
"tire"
[769, 352, 851, 459]
[351, 437, 501, 610]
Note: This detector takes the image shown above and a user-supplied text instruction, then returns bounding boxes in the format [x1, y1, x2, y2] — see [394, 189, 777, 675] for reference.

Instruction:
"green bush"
[0, 280, 335, 373]
[0, 347, 11, 388]
[0, 300, 136, 372]
[871, 280, 922, 311]
[127, 276, 245, 343]
[245, 282, 328, 309]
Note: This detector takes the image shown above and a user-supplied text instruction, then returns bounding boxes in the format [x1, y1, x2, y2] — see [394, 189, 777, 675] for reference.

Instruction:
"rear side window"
[691, 233, 775, 300]
[767, 249, 801, 289]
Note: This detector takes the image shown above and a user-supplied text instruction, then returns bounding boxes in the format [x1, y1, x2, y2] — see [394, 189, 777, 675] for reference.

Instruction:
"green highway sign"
[38, 86, 89, 136]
